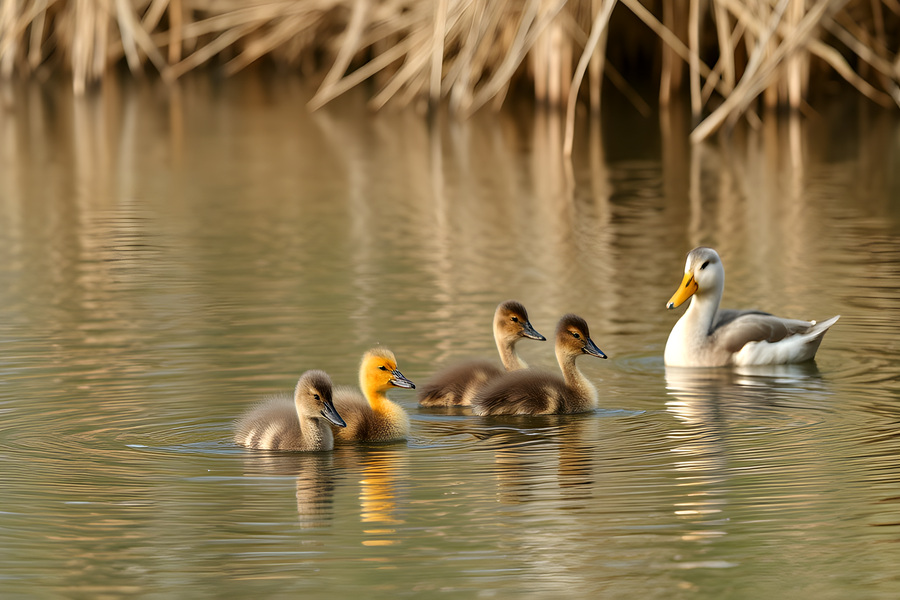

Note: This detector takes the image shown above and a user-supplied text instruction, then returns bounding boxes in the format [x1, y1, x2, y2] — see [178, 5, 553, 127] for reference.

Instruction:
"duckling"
[418, 300, 546, 407]
[472, 314, 607, 416]
[665, 247, 840, 367]
[234, 370, 347, 451]
[332, 348, 415, 443]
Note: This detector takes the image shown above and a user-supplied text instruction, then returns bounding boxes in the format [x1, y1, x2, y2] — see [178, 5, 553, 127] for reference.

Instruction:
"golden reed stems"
[2, 0, 899, 143]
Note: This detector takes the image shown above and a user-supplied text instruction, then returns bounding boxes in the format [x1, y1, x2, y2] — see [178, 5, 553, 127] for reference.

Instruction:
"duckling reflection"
[332, 348, 415, 443]
[234, 370, 346, 451]
[239, 452, 337, 529]
[336, 447, 408, 547]
[418, 300, 546, 407]
[472, 314, 607, 416]
[485, 417, 596, 505]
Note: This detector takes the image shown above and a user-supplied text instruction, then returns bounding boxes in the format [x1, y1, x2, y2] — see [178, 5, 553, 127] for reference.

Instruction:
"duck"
[417, 300, 546, 407]
[664, 246, 840, 367]
[471, 314, 607, 416]
[234, 369, 347, 451]
[332, 348, 415, 443]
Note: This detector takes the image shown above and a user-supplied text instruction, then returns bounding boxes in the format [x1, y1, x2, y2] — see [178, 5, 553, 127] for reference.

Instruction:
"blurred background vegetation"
[2, 0, 899, 145]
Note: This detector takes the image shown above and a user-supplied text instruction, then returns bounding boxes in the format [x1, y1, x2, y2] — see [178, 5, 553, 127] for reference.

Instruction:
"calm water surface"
[1, 74, 900, 599]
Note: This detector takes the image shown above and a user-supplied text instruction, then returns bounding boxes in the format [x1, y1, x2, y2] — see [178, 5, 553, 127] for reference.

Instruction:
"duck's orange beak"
[667, 272, 698, 309]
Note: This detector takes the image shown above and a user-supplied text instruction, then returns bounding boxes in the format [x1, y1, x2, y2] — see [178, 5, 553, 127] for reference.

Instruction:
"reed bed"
[2, 0, 899, 145]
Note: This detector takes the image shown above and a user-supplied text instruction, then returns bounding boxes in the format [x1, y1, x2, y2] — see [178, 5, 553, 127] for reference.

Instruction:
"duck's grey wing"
[712, 312, 815, 354]
[713, 309, 771, 330]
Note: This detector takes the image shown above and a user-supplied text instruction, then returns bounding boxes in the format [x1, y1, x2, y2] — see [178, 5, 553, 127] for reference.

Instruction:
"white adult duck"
[665, 247, 839, 367]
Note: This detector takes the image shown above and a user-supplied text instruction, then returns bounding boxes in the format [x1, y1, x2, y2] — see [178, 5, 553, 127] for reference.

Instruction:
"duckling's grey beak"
[390, 369, 416, 389]
[321, 399, 346, 428]
[583, 338, 608, 359]
[522, 321, 546, 341]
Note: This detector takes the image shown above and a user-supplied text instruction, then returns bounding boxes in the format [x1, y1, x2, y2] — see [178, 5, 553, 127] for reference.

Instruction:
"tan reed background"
[1, 0, 899, 147]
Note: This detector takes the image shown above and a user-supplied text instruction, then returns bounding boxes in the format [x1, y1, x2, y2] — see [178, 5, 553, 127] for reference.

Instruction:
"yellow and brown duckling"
[234, 369, 347, 451]
[472, 314, 607, 416]
[418, 300, 546, 407]
[665, 247, 840, 367]
[332, 348, 415, 443]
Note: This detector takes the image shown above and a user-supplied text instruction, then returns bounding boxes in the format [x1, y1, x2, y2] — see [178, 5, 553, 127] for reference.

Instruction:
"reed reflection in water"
[1, 73, 900, 598]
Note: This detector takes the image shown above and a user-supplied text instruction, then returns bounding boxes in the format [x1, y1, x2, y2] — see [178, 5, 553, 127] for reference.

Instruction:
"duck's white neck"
[685, 274, 724, 335]
[556, 348, 598, 408]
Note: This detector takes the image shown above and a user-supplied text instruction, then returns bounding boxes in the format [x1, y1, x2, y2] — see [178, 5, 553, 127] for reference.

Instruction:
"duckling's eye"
[700, 261, 710, 270]
[378, 366, 388, 371]
[511, 316, 519, 323]
[570, 331, 581, 339]
[313, 393, 320, 400]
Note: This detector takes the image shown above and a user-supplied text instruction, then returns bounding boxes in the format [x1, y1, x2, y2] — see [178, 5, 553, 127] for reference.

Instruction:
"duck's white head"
[666, 247, 724, 309]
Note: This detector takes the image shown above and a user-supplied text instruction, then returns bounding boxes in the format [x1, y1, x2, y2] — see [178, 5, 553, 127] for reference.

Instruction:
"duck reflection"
[240, 452, 337, 529]
[663, 363, 828, 540]
[665, 363, 826, 425]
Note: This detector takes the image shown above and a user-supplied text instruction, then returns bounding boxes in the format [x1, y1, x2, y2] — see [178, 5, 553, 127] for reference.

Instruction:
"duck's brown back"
[472, 370, 593, 416]
[417, 360, 503, 407]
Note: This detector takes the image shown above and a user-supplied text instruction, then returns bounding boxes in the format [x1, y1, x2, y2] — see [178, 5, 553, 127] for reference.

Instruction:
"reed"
[2, 0, 899, 144]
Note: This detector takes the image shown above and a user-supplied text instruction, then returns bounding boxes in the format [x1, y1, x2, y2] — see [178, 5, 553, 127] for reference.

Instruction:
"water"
[1, 73, 900, 599]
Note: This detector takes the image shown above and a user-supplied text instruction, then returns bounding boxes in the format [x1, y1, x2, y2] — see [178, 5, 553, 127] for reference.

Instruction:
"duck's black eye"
[700, 261, 710, 270]
[313, 394, 320, 400]
[511, 316, 519, 323]
[378, 366, 388, 371]
[571, 331, 581, 339]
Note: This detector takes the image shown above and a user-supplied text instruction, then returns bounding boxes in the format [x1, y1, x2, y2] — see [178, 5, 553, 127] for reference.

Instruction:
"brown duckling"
[418, 300, 546, 407]
[332, 348, 415, 443]
[472, 314, 607, 416]
[234, 369, 347, 451]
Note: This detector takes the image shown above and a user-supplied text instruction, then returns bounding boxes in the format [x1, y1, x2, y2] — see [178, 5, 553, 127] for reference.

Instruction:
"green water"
[1, 73, 899, 599]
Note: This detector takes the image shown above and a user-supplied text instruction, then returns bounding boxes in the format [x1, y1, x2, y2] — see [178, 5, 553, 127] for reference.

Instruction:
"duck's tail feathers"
[809, 315, 840, 337]
[798, 315, 840, 359]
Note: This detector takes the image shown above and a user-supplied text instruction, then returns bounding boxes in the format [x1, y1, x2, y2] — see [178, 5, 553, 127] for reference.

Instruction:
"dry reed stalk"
[447, 0, 487, 113]
[0, 0, 18, 78]
[713, 0, 735, 91]
[431, 0, 448, 106]
[563, 0, 616, 155]
[27, 0, 48, 69]
[168, 0, 182, 63]
[689, 0, 701, 119]
[786, 0, 805, 109]
[588, 0, 608, 112]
